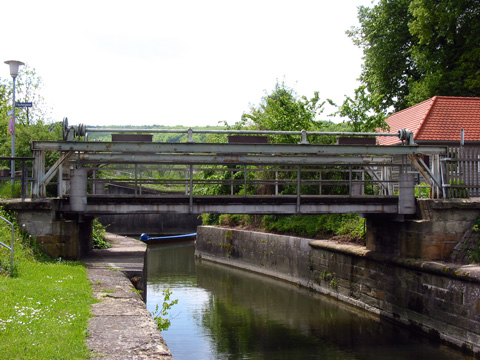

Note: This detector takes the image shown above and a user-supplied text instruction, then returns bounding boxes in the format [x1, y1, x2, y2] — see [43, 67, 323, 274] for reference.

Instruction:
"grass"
[0, 209, 95, 359]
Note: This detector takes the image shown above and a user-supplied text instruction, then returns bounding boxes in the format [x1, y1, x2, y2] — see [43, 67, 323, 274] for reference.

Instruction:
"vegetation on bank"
[0, 208, 94, 359]
[202, 213, 366, 244]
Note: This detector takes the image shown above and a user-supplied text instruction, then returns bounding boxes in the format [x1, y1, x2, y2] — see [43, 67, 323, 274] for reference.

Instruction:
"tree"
[0, 66, 60, 170]
[232, 81, 328, 143]
[350, 0, 480, 111]
[330, 86, 389, 132]
[348, 0, 418, 111]
[14, 64, 50, 126]
[407, 0, 480, 103]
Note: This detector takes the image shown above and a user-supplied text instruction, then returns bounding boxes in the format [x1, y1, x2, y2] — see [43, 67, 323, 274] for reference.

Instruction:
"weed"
[320, 270, 338, 289]
[151, 288, 178, 331]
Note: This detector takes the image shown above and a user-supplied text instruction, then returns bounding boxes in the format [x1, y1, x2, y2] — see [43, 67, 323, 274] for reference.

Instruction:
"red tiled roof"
[377, 96, 480, 145]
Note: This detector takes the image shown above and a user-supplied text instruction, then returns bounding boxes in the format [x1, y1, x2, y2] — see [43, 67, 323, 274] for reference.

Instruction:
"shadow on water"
[147, 243, 473, 360]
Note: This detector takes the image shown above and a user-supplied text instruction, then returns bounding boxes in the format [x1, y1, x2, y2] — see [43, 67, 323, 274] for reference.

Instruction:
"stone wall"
[196, 226, 480, 357]
[367, 198, 480, 260]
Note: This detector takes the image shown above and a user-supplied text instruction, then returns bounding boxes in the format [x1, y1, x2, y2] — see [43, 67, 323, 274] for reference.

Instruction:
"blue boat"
[140, 232, 197, 244]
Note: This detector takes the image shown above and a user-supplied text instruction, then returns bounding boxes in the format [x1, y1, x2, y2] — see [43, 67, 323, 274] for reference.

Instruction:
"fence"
[442, 147, 480, 198]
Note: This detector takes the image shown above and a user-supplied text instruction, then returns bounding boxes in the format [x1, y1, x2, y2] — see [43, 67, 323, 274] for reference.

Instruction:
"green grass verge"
[0, 210, 95, 359]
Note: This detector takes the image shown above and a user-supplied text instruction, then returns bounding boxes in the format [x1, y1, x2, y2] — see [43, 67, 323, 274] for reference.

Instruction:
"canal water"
[146, 243, 472, 360]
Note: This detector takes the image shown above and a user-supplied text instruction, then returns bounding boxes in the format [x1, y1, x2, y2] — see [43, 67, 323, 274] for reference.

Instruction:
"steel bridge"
[29, 124, 447, 216]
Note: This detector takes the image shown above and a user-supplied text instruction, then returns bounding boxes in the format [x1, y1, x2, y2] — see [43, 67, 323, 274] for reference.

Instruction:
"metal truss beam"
[76, 153, 394, 166]
[32, 141, 447, 156]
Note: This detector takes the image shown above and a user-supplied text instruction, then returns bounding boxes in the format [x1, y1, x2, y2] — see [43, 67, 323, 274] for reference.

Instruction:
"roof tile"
[378, 96, 480, 145]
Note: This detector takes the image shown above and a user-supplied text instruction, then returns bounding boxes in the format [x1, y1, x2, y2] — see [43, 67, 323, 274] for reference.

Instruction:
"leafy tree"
[348, 0, 418, 111]
[350, 0, 480, 111]
[231, 81, 328, 143]
[407, 0, 480, 103]
[14, 64, 50, 126]
[330, 85, 389, 132]
[0, 66, 60, 170]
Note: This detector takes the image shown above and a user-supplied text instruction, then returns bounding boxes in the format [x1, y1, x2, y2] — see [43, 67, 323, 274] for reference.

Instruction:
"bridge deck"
[63, 195, 399, 215]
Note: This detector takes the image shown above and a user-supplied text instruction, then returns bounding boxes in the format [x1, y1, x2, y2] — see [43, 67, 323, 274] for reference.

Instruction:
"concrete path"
[82, 233, 173, 359]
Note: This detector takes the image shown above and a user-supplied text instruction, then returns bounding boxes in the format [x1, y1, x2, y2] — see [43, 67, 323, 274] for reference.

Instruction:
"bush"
[415, 183, 431, 198]
[92, 219, 110, 249]
[219, 214, 253, 227]
[0, 182, 21, 199]
[201, 213, 220, 225]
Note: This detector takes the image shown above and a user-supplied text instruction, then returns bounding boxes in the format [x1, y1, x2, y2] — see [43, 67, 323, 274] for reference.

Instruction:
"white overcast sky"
[1, 0, 371, 127]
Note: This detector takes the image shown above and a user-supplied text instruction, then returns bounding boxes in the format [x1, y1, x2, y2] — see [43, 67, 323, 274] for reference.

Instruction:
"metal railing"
[0, 215, 14, 272]
[87, 162, 412, 199]
[0, 157, 34, 200]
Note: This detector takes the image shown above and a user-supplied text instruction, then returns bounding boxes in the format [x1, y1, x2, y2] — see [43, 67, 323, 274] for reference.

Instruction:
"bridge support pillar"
[70, 168, 88, 212]
[398, 173, 415, 214]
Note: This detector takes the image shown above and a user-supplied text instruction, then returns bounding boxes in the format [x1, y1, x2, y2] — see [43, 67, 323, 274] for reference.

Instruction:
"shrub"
[415, 183, 431, 198]
[92, 219, 110, 249]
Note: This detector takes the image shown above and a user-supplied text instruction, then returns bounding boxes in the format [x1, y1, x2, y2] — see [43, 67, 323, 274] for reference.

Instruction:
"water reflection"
[147, 243, 472, 360]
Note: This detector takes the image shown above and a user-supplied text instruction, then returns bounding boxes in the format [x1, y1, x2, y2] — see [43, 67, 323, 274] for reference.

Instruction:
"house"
[378, 96, 480, 146]
[378, 96, 480, 197]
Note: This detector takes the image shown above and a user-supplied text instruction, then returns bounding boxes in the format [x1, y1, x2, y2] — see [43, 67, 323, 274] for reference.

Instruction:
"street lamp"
[4, 60, 25, 186]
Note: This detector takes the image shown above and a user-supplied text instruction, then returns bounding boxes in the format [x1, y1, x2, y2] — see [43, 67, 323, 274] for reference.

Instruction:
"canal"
[146, 242, 472, 360]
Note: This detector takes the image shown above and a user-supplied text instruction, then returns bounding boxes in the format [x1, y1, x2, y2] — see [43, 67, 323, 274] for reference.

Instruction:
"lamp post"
[4, 60, 25, 186]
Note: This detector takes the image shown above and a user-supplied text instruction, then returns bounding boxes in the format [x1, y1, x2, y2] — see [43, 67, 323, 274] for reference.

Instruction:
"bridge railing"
[86, 162, 410, 199]
[0, 157, 34, 201]
[61, 118, 415, 145]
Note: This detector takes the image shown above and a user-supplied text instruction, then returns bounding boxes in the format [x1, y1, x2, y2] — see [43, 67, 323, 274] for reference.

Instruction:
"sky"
[1, 0, 371, 128]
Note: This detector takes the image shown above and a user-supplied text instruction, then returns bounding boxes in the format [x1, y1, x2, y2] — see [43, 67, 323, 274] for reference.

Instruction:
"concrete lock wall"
[5, 200, 93, 260]
[196, 226, 480, 356]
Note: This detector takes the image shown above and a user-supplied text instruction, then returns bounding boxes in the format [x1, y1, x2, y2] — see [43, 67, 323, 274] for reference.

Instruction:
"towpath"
[81, 233, 173, 359]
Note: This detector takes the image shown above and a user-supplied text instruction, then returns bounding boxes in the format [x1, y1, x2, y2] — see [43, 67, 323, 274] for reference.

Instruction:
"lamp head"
[4, 60, 25, 78]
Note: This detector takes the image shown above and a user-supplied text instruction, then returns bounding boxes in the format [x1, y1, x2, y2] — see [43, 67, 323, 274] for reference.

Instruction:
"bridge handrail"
[0, 215, 14, 272]
[84, 128, 401, 137]
[62, 118, 414, 144]
[87, 128, 409, 144]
